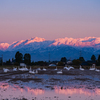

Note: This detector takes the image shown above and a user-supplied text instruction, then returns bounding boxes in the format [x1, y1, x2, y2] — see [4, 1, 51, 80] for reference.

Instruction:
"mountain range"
[0, 37, 100, 62]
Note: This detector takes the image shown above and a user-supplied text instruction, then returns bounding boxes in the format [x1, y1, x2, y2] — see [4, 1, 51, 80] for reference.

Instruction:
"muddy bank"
[0, 69, 100, 89]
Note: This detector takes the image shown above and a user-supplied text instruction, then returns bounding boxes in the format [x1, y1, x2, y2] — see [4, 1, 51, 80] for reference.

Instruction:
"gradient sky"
[0, 0, 100, 43]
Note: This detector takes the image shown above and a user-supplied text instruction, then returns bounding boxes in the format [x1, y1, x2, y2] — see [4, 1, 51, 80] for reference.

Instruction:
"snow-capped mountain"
[0, 43, 9, 50]
[1, 37, 100, 50]
[0, 37, 100, 61]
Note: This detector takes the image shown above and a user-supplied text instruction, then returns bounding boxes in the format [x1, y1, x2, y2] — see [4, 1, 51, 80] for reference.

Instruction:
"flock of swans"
[79, 64, 100, 72]
[2, 64, 100, 74]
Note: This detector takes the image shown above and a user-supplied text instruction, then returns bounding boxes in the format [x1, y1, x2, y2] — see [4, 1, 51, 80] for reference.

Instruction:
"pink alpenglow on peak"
[0, 43, 10, 50]
[93, 38, 100, 44]
[0, 37, 100, 50]
[25, 37, 45, 45]
[13, 40, 26, 48]
[51, 37, 100, 47]
[52, 37, 77, 46]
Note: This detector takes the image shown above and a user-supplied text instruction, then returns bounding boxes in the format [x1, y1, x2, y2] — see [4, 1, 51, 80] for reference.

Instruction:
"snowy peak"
[0, 37, 100, 50]
[25, 37, 45, 45]
[1, 36, 100, 62]
[13, 40, 26, 48]
[80, 37, 96, 42]
[52, 37, 100, 47]
[7, 37, 46, 50]
[12, 37, 45, 47]
[0, 43, 9, 50]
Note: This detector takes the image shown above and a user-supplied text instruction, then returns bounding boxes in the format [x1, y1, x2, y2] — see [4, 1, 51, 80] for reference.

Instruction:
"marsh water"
[0, 69, 100, 100]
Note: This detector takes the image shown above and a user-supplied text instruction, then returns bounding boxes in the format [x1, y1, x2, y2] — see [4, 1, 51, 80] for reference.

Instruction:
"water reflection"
[25, 86, 44, 95]
[95, 88, 100, 95]
[0, 82, 44, 95]
[0, 82, 45, 100]
[0, 82, 9, 89]
[54, 86, 95, 96]
[0, 82, 100, 100]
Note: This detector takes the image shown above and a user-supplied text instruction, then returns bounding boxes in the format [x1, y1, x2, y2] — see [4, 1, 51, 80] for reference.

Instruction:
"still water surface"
[0, 69, 100, 100]
[0, 82, 100, 100]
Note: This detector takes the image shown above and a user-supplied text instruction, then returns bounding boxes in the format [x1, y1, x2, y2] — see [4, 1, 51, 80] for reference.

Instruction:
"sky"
[0, 0, 100, 43]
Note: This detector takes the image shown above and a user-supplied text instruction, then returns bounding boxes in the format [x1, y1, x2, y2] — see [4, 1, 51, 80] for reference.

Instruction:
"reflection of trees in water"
[25, 86, 44, 95]
[1, 82, 100, 99]
[0, 82, 9, 89]
[54, 86, 100, 96]
[0, 82, 44, 96]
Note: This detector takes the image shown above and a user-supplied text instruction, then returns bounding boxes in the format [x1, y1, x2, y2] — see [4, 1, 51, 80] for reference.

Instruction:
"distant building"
[20, 63, 26, 67]
[67, 60, 72, 65]
[49, 64, 56, 66]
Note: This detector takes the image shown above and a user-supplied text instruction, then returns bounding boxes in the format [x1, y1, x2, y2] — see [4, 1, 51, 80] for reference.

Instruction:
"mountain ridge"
[0, 36, 100, 50]
[0, 36, 100, 61]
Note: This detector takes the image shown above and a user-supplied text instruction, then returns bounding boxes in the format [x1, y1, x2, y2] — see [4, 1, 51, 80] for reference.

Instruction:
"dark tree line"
[15, 51, 23, 64]
[15, 51, 31, 65]
[14, 51, 48, 66]
[24, 53, 31, 65]
[2, 51, 100, 66]
[91, 55, 96, 61]
[97, 55, 100, 66]
[32, 61, 48, 66]
[58, 54, 100, 66]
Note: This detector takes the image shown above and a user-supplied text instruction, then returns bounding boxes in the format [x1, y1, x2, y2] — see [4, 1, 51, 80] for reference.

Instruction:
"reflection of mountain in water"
[0, 82, 44, 96]
[54, 86, 96, 96]
[0, 82, 100, 100]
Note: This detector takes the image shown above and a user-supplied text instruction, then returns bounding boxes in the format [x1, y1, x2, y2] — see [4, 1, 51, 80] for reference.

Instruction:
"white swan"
[95, 68, 100, 72]
[13, 67, 17, 71]
[68, 66, 74, 70]
[18, 66, 28, 71]
[24, 66, 28, 71]
[57, 70, 63, 74]
[64, 67, 70, 71]
[29, 66, 32, 71]
[89, 67, 95, 70]
[89, 64, 95, 71]
[29, 66, 35, 74]
[37, 67, 41, 70]
[18, 66, 25, 71]
[43, 67, 46, 71]
[54, 67, 57, 70]
[3, 68, 9, 73]
[79, 65, 84, 71]
[29, 70, 35, 74]
[35, 70, 38, 74]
